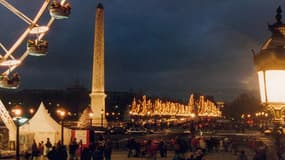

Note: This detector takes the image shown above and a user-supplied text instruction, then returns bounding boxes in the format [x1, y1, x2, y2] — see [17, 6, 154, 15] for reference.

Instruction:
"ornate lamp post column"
[101, 109, 104, 127]
[254, 6, 285, 124]
[11, 105, 23, 160]
[56, 108, 66, 145]
[89, 112, 93, 127]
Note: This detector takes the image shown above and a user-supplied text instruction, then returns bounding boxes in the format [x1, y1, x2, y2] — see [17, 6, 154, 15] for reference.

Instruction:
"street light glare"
[56, 109, 66, 118]
[18, 117, 28, 124]
[258, 70, 285, 103]
[12, 108, 22, 117]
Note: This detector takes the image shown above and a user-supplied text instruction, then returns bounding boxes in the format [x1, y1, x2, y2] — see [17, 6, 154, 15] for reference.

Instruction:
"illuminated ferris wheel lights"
[30, 26, 49, 34]
[0, 59, 21, 66]
[0, 0, 71, 89]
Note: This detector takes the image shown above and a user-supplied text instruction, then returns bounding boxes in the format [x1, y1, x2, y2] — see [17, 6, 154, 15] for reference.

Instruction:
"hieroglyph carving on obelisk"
[90, 3, 107, 126]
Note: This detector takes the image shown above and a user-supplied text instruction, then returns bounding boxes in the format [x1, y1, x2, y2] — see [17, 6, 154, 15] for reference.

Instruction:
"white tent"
[20, 102, 71, 149]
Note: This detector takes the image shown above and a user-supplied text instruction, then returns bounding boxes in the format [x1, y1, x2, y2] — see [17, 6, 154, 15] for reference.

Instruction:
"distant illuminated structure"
[254, 6, 285, 123]
[89, 3, 107, 126]
[129, 94, 221, 118]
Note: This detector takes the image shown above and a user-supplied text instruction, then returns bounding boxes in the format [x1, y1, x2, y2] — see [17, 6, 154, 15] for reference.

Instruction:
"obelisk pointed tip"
[97, 3, 104, 9]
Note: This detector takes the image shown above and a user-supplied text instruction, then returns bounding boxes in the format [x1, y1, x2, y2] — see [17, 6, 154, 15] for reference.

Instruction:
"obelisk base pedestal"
[92, 117, 107, 127]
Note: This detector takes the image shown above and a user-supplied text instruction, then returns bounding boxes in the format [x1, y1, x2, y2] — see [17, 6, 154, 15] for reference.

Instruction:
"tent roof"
[21, 102, 61, 132]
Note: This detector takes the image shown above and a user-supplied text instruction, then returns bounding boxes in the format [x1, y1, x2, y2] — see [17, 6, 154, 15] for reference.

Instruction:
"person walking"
[38, 141, 44, 160]
[237, 150, 248, 160]
[104, 138, 112, 160]
[45, 138, 53, 156]
[145, 139, 156, 160]
[92, 143, 104, 160]
[47, 146, 57, 160]
[31, 139, 39, 160]
[69, 138, 79, 160]
[158, 139, 167, 158]
[80, 147, 92, 160]
[173, 136, 187, 160]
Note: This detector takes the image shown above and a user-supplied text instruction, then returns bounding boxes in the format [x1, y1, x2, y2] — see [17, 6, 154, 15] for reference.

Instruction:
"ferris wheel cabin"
[0, 74, 20, 89]
[27, 39, 48, 56]
[49, 1, 71, 19]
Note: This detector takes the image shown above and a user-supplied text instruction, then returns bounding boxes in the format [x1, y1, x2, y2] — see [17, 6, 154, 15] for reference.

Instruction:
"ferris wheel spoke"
[0, 43, 15, 60]
[3, 0, 51, 60]
[0, 0, 34, 25]
[1, 0, 70, 88]
[5, 17, 56, 74]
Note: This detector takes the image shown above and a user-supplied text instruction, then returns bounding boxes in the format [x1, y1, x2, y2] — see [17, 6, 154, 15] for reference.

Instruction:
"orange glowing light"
[258, 70, 285, 103]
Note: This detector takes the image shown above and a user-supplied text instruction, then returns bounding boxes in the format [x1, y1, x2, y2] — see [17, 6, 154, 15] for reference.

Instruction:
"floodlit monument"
[89, 3, 107, 126]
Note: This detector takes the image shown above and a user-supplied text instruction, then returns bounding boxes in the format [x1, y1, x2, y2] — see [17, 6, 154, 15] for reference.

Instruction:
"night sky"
[0, 0, 283, 102]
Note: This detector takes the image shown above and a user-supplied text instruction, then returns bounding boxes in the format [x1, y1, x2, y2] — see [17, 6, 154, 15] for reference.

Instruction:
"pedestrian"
[45, 138, 53, 156]
[104, 138, 112, 160]
[145, 139, 156, 160]
[47, 146, 56, 160]
[31, 139, 39, 160]
[92, 143, 104, 160]
[158, 139, 167, 158]
[80, 147, 92, 160]
[173, 136, 187, 160]
[58, 145, 68, 160]
[237, 150, 248, 160]
[24, 150, 31, 160]
[38, 141, 44, 159]
[127, 138, 135, 157]
[69, 138, 79, 160]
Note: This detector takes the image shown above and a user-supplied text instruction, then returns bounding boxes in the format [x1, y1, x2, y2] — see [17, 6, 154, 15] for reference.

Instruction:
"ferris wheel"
[0, 0, 71, 89]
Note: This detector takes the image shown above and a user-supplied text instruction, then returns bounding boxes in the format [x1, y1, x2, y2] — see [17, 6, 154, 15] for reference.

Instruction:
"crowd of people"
[21, 133, 269, 160]
[20, 119, 270, 160]
[125, 135, 268, 160]
[23, 135, 112, 160]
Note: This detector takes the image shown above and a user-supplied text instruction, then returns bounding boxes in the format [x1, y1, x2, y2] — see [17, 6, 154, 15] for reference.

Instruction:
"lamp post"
[101, 109, 104, 127]
[254, 6, 285, 124]
[56, 108, 66, 145]
[89, 112, 93, 127]
[11, 105, 22, 160]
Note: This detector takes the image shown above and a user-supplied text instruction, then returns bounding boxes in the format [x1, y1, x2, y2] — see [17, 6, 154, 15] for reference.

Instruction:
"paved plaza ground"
[0, 150, 254, 160]
[112, 150, 253, 160]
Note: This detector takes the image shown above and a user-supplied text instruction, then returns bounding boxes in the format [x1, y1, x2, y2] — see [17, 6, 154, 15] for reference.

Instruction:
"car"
[125, 128, 148, 134]
[263, 129, 272, 135]
[92, 127, 109, 134]
[146, 128, 154, 134]
[109, 127, 126, 134]
[183, 130, 191, 134]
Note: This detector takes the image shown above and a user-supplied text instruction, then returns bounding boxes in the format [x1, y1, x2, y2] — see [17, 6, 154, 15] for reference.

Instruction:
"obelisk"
[90, 3, 107, 126]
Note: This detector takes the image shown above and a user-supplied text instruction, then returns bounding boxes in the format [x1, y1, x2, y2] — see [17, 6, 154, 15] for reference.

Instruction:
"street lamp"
[101, 109, 104, 127]
[89, 112, 93, 127]
[11, 105, 23, 160]
[56, 108, 66, 145]
[254, 6, 285, 124]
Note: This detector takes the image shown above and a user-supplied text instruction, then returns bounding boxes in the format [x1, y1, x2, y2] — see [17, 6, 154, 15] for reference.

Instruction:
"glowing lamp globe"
[254, 6, 285, 122]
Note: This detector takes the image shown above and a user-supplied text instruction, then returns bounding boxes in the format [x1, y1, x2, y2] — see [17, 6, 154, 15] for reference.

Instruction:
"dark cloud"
[0, 0, 281, 101]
